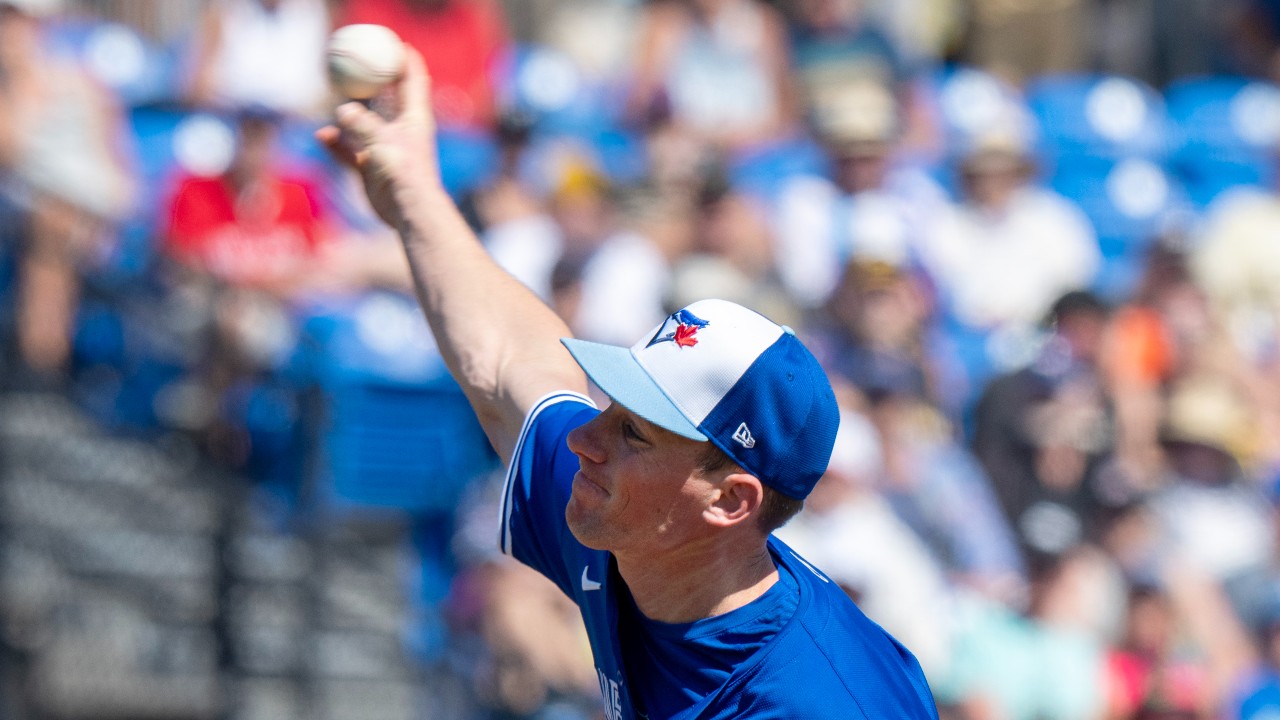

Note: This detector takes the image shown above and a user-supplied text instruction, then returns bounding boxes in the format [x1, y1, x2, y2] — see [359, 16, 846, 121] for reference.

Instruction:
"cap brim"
[562, 338, 707, 441]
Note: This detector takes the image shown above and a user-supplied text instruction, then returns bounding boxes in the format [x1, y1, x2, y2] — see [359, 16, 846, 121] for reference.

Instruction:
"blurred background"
[0, 0, 1279, 718]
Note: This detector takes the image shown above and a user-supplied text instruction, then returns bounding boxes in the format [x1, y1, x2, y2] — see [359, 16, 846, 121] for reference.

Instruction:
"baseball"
[326, 24, 406, 101]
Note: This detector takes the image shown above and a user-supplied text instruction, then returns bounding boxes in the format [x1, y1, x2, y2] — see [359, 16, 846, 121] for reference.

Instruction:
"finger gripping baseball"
[335, 104, 381, 147]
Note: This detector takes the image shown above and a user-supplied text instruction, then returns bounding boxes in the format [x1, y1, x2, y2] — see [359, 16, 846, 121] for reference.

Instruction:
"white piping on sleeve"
[499, 391, 597, 556]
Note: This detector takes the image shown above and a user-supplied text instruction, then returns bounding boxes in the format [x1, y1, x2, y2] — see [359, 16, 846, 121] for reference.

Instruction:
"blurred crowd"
[2, 0, 1280, 718]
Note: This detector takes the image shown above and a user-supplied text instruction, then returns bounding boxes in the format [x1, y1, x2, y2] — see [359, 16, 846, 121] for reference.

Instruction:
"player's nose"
[566, 413, 606, 464]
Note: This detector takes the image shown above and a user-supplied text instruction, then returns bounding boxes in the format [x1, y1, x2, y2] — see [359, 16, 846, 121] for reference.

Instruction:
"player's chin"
[564, 497, 610, 551]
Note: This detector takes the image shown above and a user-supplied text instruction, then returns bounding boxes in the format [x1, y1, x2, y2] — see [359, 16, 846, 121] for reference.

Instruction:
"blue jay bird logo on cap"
[646, 309, 710, 349]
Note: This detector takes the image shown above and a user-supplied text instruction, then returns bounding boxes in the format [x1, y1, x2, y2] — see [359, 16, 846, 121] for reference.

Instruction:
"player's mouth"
[572, 469, 609, 498]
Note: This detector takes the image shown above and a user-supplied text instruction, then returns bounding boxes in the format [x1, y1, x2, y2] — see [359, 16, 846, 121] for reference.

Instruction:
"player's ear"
[703, 473, 765, 528]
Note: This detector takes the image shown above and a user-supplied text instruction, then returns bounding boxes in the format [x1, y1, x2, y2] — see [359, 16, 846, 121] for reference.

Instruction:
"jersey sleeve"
[498, 391, 599, 597]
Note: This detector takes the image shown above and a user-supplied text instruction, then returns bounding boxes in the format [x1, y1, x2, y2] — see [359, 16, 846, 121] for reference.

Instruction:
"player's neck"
[615, 538, 778, 624]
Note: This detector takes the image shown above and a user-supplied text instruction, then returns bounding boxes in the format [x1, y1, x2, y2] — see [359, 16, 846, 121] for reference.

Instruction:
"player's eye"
[623, 421, 647, 444]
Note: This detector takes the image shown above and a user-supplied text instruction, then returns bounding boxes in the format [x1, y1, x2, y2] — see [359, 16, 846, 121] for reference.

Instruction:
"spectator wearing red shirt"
[337, 0, 509, 130]
[164, 110, 331, 291]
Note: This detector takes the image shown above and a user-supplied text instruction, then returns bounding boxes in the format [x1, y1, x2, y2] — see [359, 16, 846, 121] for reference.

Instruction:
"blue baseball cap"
[561, 299, 839, 500]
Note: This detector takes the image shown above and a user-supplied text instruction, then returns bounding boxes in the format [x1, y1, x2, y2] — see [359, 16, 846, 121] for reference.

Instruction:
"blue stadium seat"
[47, 19, 180, 107]
[111, 108, 238, 283]
[498, 43, 648, 189]
[1026, 74, 1169, 162]
[1018, 75, 1186, 299]
[729, 136, 829, 201]
[301, 292, 498, 518]
[501, 43, 626, 138]
[437, 128, 501, 199]
[1050, 158, 1185, 300]
[1165, 77, 1280, 206]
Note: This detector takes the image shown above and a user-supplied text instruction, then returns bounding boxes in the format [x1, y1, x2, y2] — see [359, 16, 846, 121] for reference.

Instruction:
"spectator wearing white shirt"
[186, 0, 332, 118]
[773, 77, 946, 309]
[573, 187, 695, 346]
[918, 121, 1100, 336]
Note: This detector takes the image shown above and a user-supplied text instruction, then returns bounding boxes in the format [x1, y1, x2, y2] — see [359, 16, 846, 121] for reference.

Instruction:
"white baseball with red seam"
[326, 24, 406, 100]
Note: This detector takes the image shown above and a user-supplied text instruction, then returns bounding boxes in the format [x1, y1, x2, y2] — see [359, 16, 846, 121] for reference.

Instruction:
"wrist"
[395, 184, 457, 243]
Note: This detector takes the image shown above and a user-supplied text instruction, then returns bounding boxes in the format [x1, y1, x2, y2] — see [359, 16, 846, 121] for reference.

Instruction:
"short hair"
[697, 443, 805, 534]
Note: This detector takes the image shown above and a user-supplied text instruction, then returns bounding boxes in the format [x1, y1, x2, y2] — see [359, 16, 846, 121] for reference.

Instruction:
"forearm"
[321, 47, 588, 459]
[397, 186, 586, 460]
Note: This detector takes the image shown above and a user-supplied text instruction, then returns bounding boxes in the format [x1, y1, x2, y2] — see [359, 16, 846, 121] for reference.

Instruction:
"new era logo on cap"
[561, 299, 840, 500]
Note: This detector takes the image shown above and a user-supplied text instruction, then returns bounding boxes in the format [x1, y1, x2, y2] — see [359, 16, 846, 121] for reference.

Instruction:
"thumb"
[315, 125, 360, 169]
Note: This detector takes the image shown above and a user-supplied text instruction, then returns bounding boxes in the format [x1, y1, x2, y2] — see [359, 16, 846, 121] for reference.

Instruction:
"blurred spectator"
[449, 473, 600, 719]
[625, 0, 798, 150]
[959, 0, 1090, 84]
[808, 257, 936, 403]
[338, 0, 510, 130]
[1104, 242, 1202, 388]
[163, 109, 334, 292]
[159, 109, 338, 455]
[1157, 561, 1270, 720]
[502, 0, 636, 93]
[546, 156, 617, 265]
[1103, 242, 1219, 489]
[573, 185, 692, 345]
[1193, 186, 1280, 367]
[773, 76, 946, 309]
[1094, 0, 1232, 86]
[972, 292, 1125, 562]
[0, 0, 137, 382]
[918, 114, 1100, 342]
[860, 382, 1026, 601]
[776, 405, 955, 677]
[1226, 0, 1280, 80]
[469, 113, 564, 300]
[644, 114, 719, 196]
[668, 171, 799, 325]
[186, 0, 332, 118]
[859, 0, 962, 71]
[1191, 185, 1280, 471]
[935, 547, 1118, 720]
[1146, 376, 1273, 590]
[806, 253, 1023, 599]
[786, 0, 905, 89]
[1105, 583, 1212, 719]
[464, 559, 600, 717]
[784, 1, 949, 166]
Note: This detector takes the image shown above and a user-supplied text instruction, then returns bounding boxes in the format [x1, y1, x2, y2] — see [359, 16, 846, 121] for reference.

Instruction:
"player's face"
[564, 403, 717, 555]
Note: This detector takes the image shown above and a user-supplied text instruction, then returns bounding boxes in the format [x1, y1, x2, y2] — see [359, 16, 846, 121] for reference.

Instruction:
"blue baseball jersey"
[500, 392, 940, 719]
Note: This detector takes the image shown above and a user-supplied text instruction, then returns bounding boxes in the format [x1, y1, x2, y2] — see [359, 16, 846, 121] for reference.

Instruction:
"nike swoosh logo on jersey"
[581, 566, 602, 592]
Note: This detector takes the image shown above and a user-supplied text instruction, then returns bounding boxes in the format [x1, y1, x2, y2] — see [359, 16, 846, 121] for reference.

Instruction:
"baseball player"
[319, 47, 939, 719]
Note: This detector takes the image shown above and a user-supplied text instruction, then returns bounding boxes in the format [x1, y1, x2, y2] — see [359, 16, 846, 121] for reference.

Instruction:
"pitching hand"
[316, 47, 442, 230]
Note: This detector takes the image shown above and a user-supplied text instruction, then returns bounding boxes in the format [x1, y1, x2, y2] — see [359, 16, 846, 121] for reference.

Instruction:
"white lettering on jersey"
[598, 669, 623, 720]
[581, 566, 602, 592]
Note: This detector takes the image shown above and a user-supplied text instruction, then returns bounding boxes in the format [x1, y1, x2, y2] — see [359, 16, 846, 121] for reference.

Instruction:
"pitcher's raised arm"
[317, 48, 586, 462]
